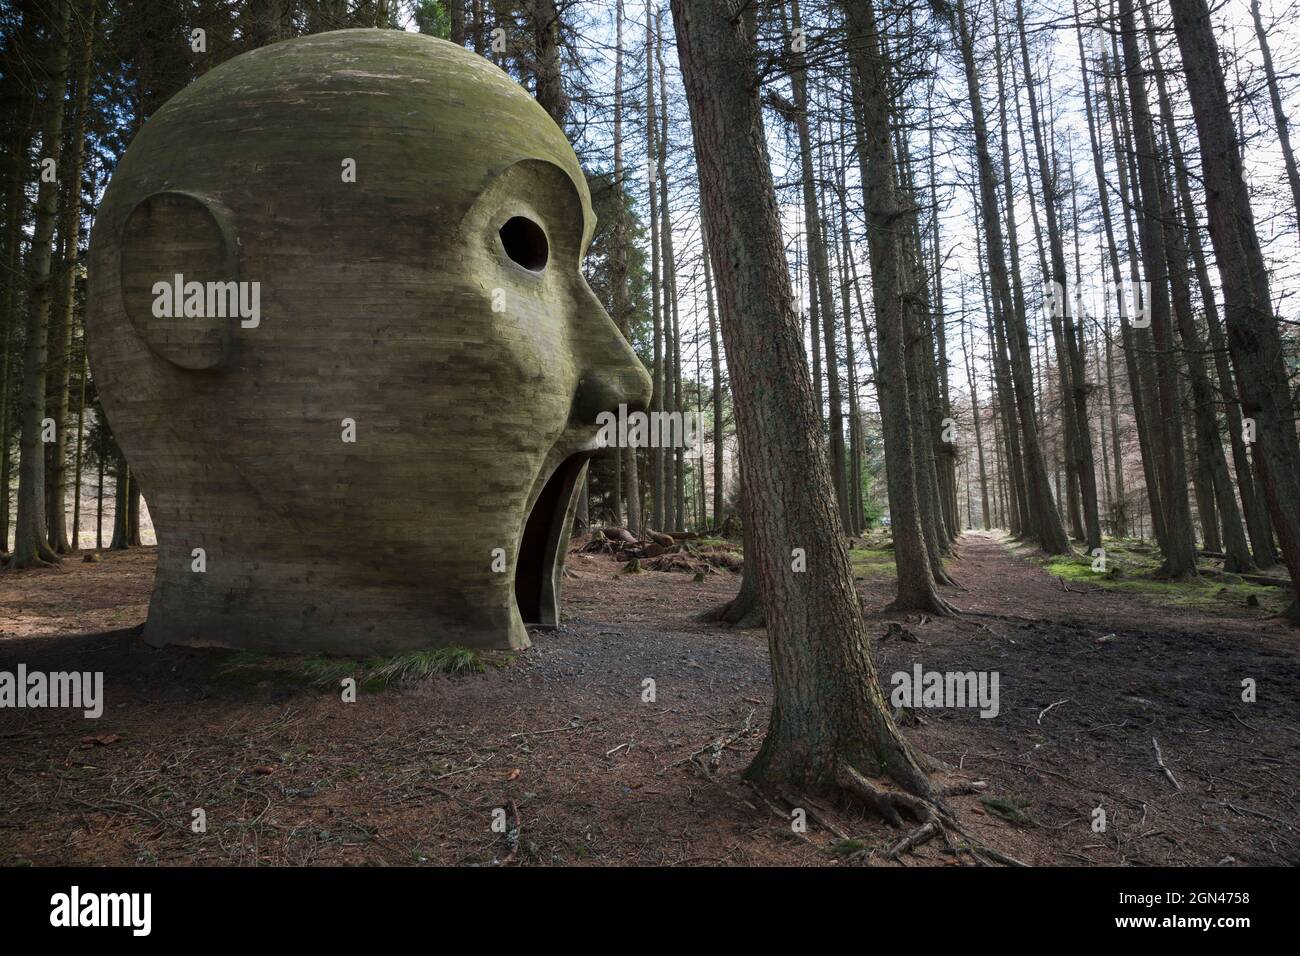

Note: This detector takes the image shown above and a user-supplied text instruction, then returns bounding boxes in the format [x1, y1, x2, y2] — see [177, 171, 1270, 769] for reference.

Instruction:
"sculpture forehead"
[106, 29, 592, 239]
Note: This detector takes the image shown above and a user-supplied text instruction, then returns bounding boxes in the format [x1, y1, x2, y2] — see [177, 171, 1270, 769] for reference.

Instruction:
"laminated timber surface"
[86, 29, 651, 654]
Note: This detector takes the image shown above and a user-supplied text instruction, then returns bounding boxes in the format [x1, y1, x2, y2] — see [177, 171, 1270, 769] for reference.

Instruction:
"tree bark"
[846, 0, 956, 611]
[1118, 0, 1198, 577]
[1014, 0, 1101, 552]
[956, 0, 1070, 554]
[1169, 0, 1300, 618]
[783, 0, 851, 534]
[45, 0, 96, 554]
[671, 0, 935, 798]
[12, 0, 72, 569]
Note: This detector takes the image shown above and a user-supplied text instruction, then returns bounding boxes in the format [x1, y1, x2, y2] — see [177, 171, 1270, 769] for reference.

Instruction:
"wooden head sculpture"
[86, 29, 651, 654]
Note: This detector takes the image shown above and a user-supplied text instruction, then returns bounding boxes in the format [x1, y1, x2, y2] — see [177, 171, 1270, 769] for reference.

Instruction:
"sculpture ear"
[119, 191, 240, 370]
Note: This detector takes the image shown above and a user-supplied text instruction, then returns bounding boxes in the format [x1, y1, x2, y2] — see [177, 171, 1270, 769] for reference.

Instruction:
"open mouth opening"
[514, 453, 589, 627]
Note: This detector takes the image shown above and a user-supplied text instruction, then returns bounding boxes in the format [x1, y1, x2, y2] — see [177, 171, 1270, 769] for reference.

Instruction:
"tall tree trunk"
[1118, 0, 1198, 577]
[783, 0, 850, 534]
[956, 0, 1070, 554]
[12, 0, 72, 569]
[0, 63, 35, 553]
[450, 0, 466, 46]
[1250, 0, 1300, 240]
[1074, 5, 1129, 535]
[846, 0, 957, 611]
[45, 0, 96, 554]
[1138, 0, 1251, 571]
[671, 0, 936, 803]
[110, 453, 129, 550]
[1169, 0, 1300, 619]
[835, 165, 866, 534]
[1145, 0, 1273, 566]
[961, 284, 992, 529]
[928, 109, 958, 542]
[609, 0, 627, 529]
[1102, 43, 1167, 548]
[523, 0, 567, 125]
[703, 230, 724, 530]
[1014, 0, 1101, 551]
[653, 12, 685, 532]
[646, 10, 664, 531]
[973, 171, 1026, 536]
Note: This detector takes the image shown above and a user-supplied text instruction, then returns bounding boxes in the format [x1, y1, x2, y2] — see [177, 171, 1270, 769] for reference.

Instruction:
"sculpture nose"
[571, 290, 653, 425]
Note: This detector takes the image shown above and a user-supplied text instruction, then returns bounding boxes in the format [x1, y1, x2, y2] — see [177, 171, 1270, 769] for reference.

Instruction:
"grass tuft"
[217, 646, 486, 692]
[363, 647, 484, 685]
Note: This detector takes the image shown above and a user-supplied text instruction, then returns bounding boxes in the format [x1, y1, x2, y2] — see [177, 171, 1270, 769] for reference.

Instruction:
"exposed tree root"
[760, 765, 1020, 866]
[835, 762, 948, 828]
[933, 566, 959, 588]
[887, 591, 960, 617]
[697, 591, 765, 628]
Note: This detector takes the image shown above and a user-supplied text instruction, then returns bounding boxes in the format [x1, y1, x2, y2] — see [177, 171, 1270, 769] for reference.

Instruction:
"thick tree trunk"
[527, 0, 567, 125]
[1169, 0, 1300, 619]
[450, 0, 466, 46]
[671, 0, 934, 797]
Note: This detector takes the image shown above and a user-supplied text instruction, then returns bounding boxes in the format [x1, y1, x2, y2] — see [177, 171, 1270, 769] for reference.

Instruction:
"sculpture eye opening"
[499, 216, 549, 272]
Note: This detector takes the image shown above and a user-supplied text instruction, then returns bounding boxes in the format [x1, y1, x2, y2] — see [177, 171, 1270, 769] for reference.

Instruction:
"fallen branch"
[678, 708, 756, 772]
[1037, 699, 1071, 725]
[1151, 737, 1182, 791]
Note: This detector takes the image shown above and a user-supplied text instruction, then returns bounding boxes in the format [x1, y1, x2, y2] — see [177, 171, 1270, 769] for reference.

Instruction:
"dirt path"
[1, 533, 1296, 866]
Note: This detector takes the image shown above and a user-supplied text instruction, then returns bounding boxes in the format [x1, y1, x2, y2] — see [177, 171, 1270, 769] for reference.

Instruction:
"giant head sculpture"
[86, 29, 651, 655]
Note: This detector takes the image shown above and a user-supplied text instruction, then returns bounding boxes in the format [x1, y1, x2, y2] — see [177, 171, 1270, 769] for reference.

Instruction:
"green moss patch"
[1040, 536, 1287, 613]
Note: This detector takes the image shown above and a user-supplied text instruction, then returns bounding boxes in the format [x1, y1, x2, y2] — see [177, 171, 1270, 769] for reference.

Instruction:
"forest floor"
[1, 531, 1297, 866]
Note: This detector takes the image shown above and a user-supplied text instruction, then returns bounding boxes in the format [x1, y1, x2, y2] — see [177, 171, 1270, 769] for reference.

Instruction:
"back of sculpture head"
[87, 29, 652, 655]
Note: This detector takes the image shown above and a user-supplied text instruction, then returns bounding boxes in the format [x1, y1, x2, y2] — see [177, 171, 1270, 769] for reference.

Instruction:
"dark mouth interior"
[515, 454, 586, 626]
